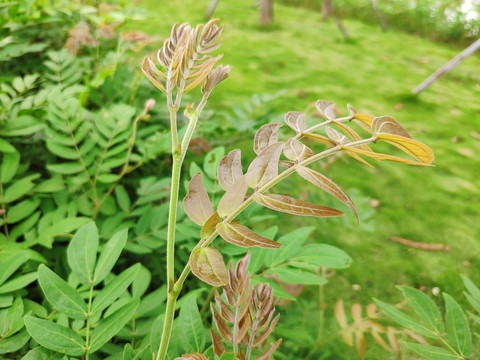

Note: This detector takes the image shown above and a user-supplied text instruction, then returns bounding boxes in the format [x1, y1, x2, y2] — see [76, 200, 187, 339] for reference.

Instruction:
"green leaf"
[123, 343, 134, 360]
[269, 226, 315, 267]
[374, 299, 437, 338]
[203, 147, 225, 179]
[47, 162, 84, 175]
[6, 198, 41, 223]
[97, 173, 121, 184]
[177, 295, 206, 353]
[443, 293, 471, 357]
[398, 286, 444, 334]
[0, 251, 30, 286]
[24, 316, 85, 356]
[131, 265, 151, 298]
[115, 185, 131, 212]
[219, 353, 237, 360]
[0, 272, 37, 294]
[67, 222, 98, 285]
[403, 342, 462, 360]
[0, 328, 30, 354]
[266, 267, 327, 285]
[38, 265, 87, 320]
[89, 298, 140, 353]
[21, 347, 65, 360]
[3, 175, 38, 203]
[290, 244, 352, 269]
[91, 263, 140, 317]
[0, 139, 16, 153]
[93, 228, 128, 285]
[0, 151, 20, 183]
[0, 297, 23, 336]
[46, 141, 79, 160]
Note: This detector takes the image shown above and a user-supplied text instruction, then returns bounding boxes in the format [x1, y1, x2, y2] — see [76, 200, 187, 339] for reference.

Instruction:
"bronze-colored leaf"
[218, 149, 243, 191]
[352, 113, 375, 127]
[326, 126, 347, 144]
[256, 339, 282, 360]
[211, 303, 233, 342]
[279, 160, 294, 168]
[236, 312, 251, 344]
[254, 123, 282, 155]
[216, 222, 281, 249]
[217, 176, 248, 217]
[200, 212, 221, 239]
[355, 332, 367, 360]
[141, 57, 167, 94]
[387, 327, 401, 358]
[370, 323, 391, 351]
[335, 299, 348, 330]
[351, 303, 362, 323]
[333, 121, 377, 155]
[215, 291, 235, 323]
[341, 146, 432, 166]
[284, 138, 314, 162]
[211, 329, 229, 357]
[202, 64, 232, 94]
[190, 247, 228, 287]
[347, 104, 357, 117]
[253, 314, 280, 347]
[245, 142, 285, 189]
[284, 111, 306, 133]
[254, 193, 345, 218]
[184, 55, 223, 93]
[375, 134, 434, 164]
[296, 166, 358, 222]
[175, 353, 208, 360]
[372, 116, 411, 138]
[315, 100, 336, 120]
[183, 173, 215, 226]
[302, 132, 336, 146]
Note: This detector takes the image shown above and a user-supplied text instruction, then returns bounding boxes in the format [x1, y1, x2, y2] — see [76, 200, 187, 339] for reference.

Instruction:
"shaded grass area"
[125, 0, 480, 358]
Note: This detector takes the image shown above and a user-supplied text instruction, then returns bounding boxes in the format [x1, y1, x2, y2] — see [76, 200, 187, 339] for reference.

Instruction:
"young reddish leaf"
[372, 116, 411, 138]
[344, 151, 375, 168]
[375, 134, 434, 164]
[217, 149, 243, 191]
[256, 339, 282, 360]
[284, 139, 314, 162]
[254, 124, 282, 155]
[279, 160, 295, 168]
[175, 353, 208, 360]
[341, 146, 433, 166]
[254, 193, 345, 218]
[296, 166, 358, 222]
[217, 176, 248, 217]
[326, 127, 347, 144]
[334, 121, 377, 154]
[335, 300, 348, 329]
[190, 247, 228, 287]
[141, 57, 167, 94]
[200, 212, 221, 239]
[303, 133, 336, 146]
[245, 142, 284, 189]
[355, 332, 367, 360]
[211, 303, 233, 342]
[216, 222, 281, 249]
[284, 111, 306, 133]
[352, 113, 375, 127]
[315, 100, 336, 120]
[183, 173, 215, 226]
[210, 329, 228, 357]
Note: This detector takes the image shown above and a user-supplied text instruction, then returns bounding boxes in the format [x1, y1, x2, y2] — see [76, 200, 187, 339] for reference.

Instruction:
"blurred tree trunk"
[321, 0, 350, 40]
[369, 0, 388, 30]
[412, 38, 480, 94]
[205, 0, 219, 20]
[259, 0, 274, 26]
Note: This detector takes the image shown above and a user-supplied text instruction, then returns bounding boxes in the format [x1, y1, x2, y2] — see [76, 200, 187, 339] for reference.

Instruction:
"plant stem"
[155, 95, 209, 360]
[85, 283, 94, 360]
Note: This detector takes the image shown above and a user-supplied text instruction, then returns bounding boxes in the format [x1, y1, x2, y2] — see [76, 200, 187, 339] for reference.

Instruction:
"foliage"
[277, 0, 480, 46]
[4, 2, 473, 360]
[375, 277, 480, 360]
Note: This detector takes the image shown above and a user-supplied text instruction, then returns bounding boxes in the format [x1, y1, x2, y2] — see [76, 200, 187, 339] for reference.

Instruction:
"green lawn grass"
[125, 0, 480, 358]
